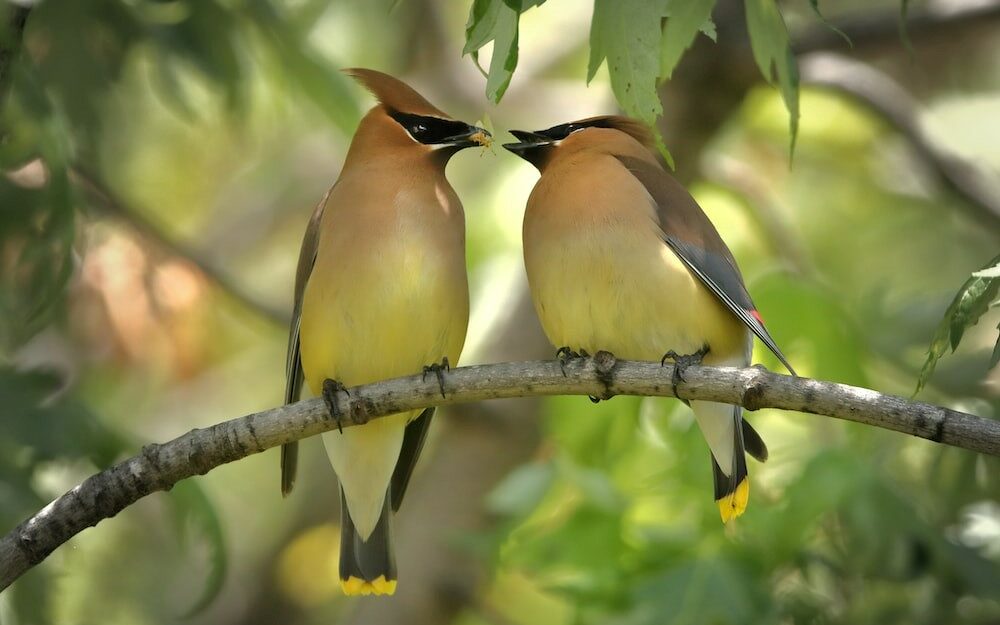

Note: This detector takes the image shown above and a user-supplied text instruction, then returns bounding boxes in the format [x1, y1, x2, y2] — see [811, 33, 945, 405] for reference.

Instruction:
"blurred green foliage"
[918, 254, 1000, 393]
[1, 1, 999, 625]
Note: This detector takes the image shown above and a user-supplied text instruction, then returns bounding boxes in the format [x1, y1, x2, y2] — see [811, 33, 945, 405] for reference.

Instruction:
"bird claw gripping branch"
[422, 356, 450, 399]
[322, 378, 351, 433]
[660, 345, 710, 402]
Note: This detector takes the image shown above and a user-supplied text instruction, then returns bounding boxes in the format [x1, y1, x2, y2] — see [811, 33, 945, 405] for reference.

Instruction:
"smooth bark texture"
[2, 356, 998, 591]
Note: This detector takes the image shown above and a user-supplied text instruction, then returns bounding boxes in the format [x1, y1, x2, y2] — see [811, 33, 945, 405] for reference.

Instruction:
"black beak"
[440, 124, 491, 149]
[503, 129, 552, 154]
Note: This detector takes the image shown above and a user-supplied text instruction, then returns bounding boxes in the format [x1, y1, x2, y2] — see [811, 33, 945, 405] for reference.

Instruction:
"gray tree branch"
[70, 167, 292, 325]
[2, 356, 998, 591]
[801, 52, 1000, 231]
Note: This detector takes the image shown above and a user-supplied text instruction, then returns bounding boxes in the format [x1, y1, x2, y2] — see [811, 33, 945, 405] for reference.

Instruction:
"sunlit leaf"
[744, 0, 799, 156]
[972, 262, 1000, 279]
[917, 253, 1000, 393]
[589, 0, 674, 167]
[660, 0, 717, 81]
[463, 0, 543, 102]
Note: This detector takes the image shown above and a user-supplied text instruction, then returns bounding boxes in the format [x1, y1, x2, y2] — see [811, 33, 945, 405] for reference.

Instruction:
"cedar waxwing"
[504, 116, 794, 522]
[283, 68, 488, 595]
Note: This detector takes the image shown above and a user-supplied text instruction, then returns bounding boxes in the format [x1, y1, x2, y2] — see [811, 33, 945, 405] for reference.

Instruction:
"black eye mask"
[388, 111, 472, 145]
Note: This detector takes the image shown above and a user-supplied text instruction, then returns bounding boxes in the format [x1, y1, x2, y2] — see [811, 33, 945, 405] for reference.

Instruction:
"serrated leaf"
[807, 0, 852, 47]
[590, 0, 673, 166]
[464, 0, 540, 103]
[588, 0, 665, 122]
[168, 479, 227, 617]
[464, 0, 504, 54]
[917, 253, 1000, 394]
[660, 0, 717, 81]
[699, 17, 717, 41]
[744, 0, 799, 156]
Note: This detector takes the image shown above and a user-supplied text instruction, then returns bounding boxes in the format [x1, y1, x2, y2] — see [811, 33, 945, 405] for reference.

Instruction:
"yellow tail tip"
[340, 575, 397, 596]
[717, 477, 750, 523]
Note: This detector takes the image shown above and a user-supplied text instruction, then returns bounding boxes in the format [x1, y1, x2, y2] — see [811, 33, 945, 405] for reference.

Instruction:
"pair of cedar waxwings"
[282, 69, 795, 596]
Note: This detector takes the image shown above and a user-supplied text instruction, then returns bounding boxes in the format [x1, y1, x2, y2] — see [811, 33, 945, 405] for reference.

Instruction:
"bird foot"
[660, 345, 710, 400]
[422, 356, 450, 399]
[322, 378, 351, 433]
[556, 346, 589, 376]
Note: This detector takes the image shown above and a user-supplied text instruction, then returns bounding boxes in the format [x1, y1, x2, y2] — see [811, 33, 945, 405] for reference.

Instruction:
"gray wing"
[616, 155, 796, 376]
[281, 187, 332, 496]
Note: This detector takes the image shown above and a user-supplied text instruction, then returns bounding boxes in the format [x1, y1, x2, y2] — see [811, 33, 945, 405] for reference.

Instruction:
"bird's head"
[344, 68, 491, 163]
[503, 115, 653, 170]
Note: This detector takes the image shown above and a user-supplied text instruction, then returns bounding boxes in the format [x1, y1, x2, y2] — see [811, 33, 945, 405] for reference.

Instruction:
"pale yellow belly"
[524, 225, 745, 365]
[299, 237, 468, 538]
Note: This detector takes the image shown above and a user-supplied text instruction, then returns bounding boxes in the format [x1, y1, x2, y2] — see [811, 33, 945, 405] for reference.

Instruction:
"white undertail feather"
[323, 413, 410, 539]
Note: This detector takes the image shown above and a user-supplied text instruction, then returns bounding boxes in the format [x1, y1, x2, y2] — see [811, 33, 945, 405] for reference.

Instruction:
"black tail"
[711, 406, 754, 523]
[741, 418, 768, 462]
[339, 488, 397, 596]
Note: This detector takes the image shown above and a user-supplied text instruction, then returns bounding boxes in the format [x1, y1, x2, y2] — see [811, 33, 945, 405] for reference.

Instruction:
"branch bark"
[2, 356, 998, 591]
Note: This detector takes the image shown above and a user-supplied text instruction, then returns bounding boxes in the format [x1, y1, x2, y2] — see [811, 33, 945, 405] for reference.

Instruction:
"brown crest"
[343, 68, 450, 118]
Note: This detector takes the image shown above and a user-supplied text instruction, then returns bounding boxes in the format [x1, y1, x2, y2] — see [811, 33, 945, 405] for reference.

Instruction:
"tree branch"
[70, 166, 292, 325]
[2, 356, 998, 591]
[801, 52, 1000, 231]
[792, 0, 1000, 55]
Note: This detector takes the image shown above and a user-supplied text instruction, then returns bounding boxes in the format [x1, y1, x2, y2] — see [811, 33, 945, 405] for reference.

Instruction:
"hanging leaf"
[806, 0, 852, 47]
[464, 0, 545, 103]
[660, 0, 717, 81]
[916, 253, 1000, 393]
[744, 0, 799, 156]
[589, 0, 673, 167]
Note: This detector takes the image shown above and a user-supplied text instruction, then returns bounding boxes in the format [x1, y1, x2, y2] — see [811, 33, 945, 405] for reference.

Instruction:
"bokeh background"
[2, 1, 1000, 624]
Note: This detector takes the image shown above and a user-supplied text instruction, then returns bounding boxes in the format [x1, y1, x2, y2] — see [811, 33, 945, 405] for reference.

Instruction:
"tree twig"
[801, 52, 1000, 231]
[70, 167, 292, 325]
[792, 0, 1000, 54]
[2, 356, 998, 591]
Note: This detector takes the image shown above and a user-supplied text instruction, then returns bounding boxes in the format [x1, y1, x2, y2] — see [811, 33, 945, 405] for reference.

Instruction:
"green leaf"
[899, 0, 914, 54]
[169, 480, 227, 617]
[589, 0, 673, 166]
[917, 253, 1000, 393]
[744, 0, 799, 156]
[245, 0, 360, 133]
[486, 461, 555, 517]
[619, 558, 767, 625]
[991, 322, 1000, 368]
[660, 0, 717, 81]
[464, 0, 541, 103]
[589, 0, 665, 121]
[972, 261, 1000, 278]
[807, 0, 852, 47]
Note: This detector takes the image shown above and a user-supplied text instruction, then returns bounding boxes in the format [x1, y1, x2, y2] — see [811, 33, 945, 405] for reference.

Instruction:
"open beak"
[502, 129, 552, 153]
[440, 124, 492, 148]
